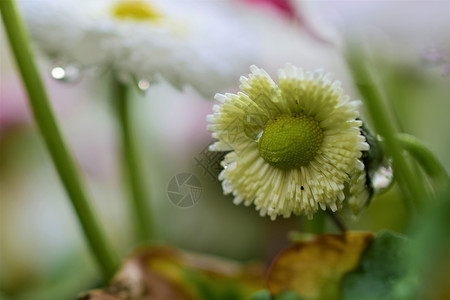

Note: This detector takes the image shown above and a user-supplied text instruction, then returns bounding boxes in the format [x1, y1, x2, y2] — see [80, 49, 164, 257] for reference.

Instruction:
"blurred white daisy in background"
[19, 0, 255, 97]
[18, 0, 87, 63]
[208, 65, 369, 219]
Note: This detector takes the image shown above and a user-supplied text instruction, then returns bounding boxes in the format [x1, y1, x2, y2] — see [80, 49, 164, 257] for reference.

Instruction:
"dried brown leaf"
[267, 231, 374, 300]
[80, 245, 264, 300]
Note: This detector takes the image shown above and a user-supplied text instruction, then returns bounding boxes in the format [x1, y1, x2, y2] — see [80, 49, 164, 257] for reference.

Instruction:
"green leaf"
[275, 290, 305, 300]
[405, 187, 450, 299]
[248, 290, 305, 300]
[249, 290, 271, 300]
[181, 268, 251, 300]
[0, 292, 12, 300]
[341, 230, 412, 300]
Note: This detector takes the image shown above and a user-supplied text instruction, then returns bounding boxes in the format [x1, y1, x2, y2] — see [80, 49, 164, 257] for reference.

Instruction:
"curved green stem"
[1, 0, 118, 279]
[345, 42, 426, 212]
[112, 79, 155, 243]
[396, 133, 449, 186]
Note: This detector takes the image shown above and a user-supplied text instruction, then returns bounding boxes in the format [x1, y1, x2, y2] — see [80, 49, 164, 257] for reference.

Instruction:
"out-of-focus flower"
[421, 43, 450, 76]
[19, 0, 254, 97]
[207, 65, 369, 219]
[241, 0, 296, 19]
[239, 0, 336, 45]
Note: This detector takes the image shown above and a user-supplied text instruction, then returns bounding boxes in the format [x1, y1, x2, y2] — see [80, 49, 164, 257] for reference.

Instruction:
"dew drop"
[50, 61, 81, 82]
[256, 130, 263, 141]
[372, 161, 394, 192]
[243, 112, 265, 141]
[137, 79, 150, 91]
[51, 67, 65, 80]
[223, 161, 233, 170]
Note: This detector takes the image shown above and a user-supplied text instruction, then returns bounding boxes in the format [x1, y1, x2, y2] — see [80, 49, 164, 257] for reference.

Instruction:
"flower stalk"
[326, 211, 347, 233]
[396, 133, 449, 187]
[345, 42, 426, 212]
[0, 0, 118, 279]
[112, 79, 155, 243]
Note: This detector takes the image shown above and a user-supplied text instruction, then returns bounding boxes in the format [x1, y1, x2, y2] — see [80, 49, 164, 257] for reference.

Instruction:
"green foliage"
[249, 290, 271, 300]
[403, 187, 450, 299]
[249, 290, 304, 300]
[345, 42, 426, 210]
[341, 231, 414, 300]
[182, 269, 247, 300]
[275, 291, 305, 300]
[0, 292, 12, 300]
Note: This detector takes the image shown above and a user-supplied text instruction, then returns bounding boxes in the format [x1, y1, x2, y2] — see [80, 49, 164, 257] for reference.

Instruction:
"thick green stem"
[303, 210, 326, 234]
[112, 79, 155, 243]
[1, 0, 118, 279]
[396, 133, 449, 186]
[345, 43, 426, 212]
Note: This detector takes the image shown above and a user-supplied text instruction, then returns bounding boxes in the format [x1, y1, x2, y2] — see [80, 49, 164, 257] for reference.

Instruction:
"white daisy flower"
[19, 0, 254, 97]
[207, 65, 370, 220]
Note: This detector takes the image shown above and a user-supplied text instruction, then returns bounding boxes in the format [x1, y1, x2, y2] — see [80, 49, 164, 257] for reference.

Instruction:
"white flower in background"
[19, 0, 254, 97]
[19, 0, 97, 64]
[207, 65, 369, 219]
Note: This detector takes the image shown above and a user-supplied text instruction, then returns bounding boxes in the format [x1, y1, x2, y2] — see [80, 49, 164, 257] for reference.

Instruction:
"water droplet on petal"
[223, 161, 234, 170]
[243, 113, 265, 141]
[137, 79, 150, 91]
[50, 61, 81, 82]
[256, 130, 263, 141]
[372, 161, 394, 192]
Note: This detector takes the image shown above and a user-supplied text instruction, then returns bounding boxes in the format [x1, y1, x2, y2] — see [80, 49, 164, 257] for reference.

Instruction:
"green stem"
[326, 211, 347, 233]
[345, 43, 426, 212]
[112, 79, 155, 243]
[1, 0, 118, 279]
[396, 133, 449, 186]
[303, 210, 326, 234]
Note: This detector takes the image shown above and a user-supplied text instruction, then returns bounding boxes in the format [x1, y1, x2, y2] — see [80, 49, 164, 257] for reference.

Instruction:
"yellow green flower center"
[112, 0, 161, 21]
[258, 113, 323, 169]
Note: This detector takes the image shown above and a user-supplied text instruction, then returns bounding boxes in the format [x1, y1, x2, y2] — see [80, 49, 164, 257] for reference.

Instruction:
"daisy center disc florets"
[258, 113, 323, 169]
[112, 0, 161, 21]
